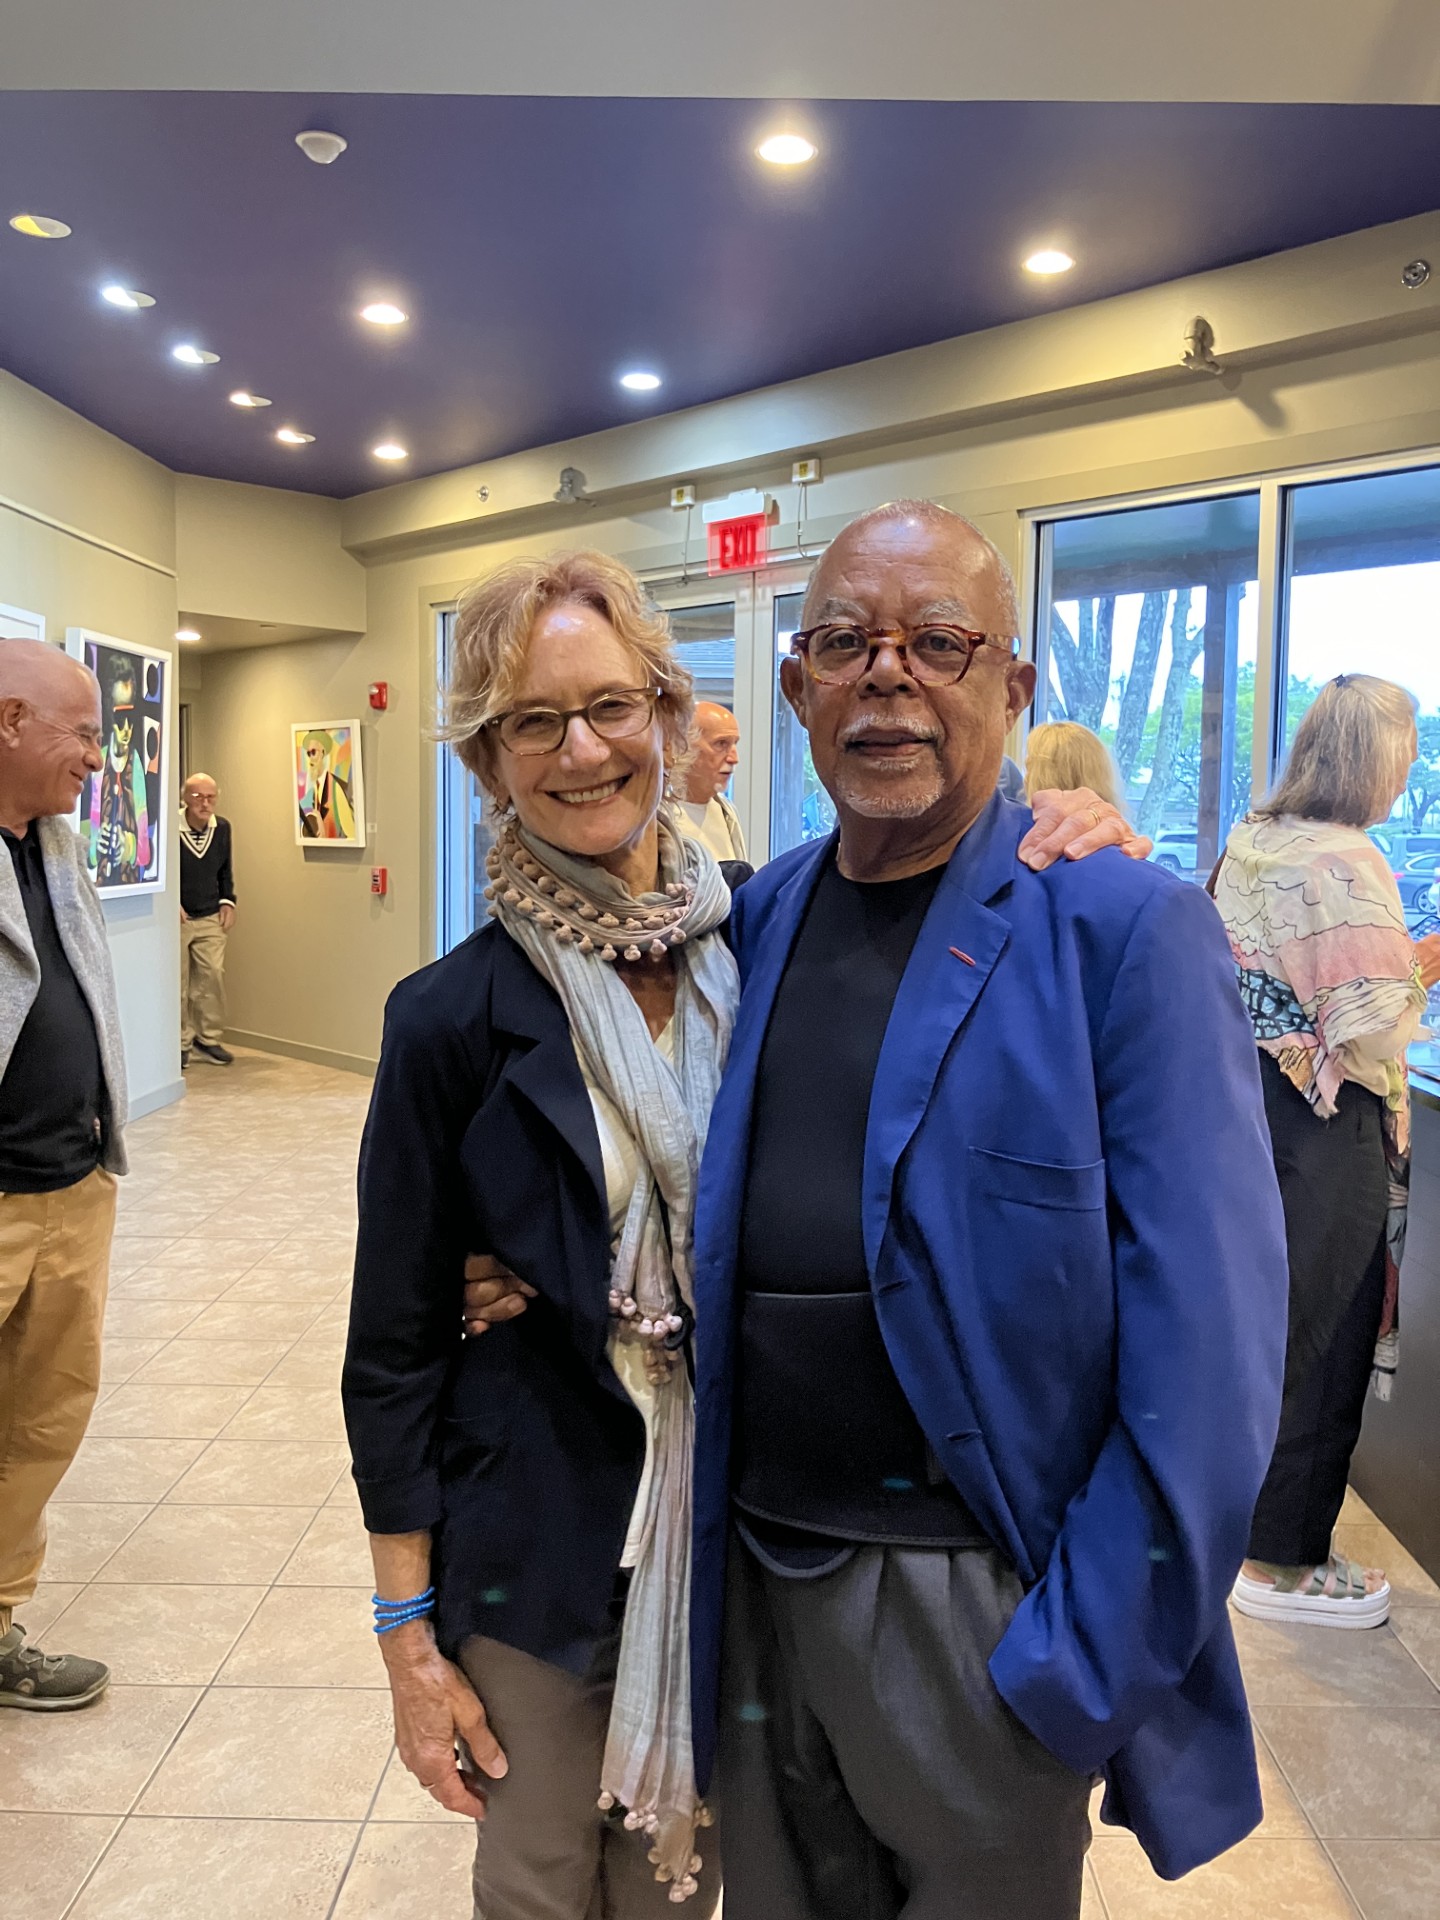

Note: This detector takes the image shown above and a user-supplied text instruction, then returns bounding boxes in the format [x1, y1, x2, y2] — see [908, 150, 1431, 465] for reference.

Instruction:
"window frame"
[1024, 445, 1440, 817]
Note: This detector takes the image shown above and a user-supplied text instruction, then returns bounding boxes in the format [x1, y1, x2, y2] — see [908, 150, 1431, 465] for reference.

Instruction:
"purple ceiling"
[2, 93, 1440, 498]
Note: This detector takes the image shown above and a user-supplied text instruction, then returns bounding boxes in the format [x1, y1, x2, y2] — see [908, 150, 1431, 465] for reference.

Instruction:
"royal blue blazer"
[690, 794, 1288, 1880]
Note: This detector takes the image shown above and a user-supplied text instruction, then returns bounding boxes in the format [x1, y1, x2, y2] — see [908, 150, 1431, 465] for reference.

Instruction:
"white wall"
[0, 372, 183, 1119]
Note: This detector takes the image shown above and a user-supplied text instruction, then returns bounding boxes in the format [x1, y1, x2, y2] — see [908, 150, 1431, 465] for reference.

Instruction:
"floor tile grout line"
[324, 1740, 404, 1920]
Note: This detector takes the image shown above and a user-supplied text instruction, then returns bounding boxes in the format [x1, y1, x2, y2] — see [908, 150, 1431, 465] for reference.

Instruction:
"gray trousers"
[719, 1535, 1092, 1920]
[459, 1599, 722, 1920]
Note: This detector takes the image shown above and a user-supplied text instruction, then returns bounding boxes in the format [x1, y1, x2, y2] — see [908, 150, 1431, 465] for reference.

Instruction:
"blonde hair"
[1024, 721, 1124, 813]
[1257, 674, 1417, 829]
[440, 551, 694, 795]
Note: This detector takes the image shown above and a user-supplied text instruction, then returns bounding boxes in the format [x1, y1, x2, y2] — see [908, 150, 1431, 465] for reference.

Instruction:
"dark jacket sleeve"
[988, 880, 1288, 1771]
[217, 819, 236, 907]
[342, 974, 485, 1534]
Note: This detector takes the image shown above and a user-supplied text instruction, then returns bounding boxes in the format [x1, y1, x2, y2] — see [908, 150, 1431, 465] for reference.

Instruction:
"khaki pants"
[181, 914, 227, 1050]
[0, 1168, 117, 1632]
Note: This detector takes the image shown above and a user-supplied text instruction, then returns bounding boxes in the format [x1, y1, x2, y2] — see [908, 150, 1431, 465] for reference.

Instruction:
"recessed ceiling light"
[102, 284, 155, 310]
[9, 213, 71, 239]
[757, 133, 817, 167]
[619, 370, 662, 392]
[1024, 249, 1075, 276]
[360, 302, 407, 327]
[276, 427, 315, 446]
[175, 627, 202, 643]
[372, 442, 408, 461]
[173, 343, 220, 366]
[229, 389, 272, 409]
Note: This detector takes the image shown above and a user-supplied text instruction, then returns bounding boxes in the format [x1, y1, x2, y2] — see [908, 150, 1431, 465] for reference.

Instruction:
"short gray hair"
[801, 500, 1020, 632]
[1257, 674, 1418, 829]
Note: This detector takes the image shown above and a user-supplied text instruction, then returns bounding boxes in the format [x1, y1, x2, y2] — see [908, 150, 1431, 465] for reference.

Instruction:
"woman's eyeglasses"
[791, 624, 1019, 687]
[486, 687, 661, 757]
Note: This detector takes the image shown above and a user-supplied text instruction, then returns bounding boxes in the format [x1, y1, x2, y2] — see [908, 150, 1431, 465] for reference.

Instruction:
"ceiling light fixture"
[372, 442, 408, 461]
[295, 130, 348, 166]
[276, 427, 315, 445]
[9, 213, 71, 239]
[1024, 248, 1075, 276]
[360, 302, 408, 327]
[175, 627, 202, 643]
[102, 284, 155, 310]
[619, 370, 662, 392]
[229, 389, 272, 409]
[172, 343, 220, 366]
[757, 133, 817, 167]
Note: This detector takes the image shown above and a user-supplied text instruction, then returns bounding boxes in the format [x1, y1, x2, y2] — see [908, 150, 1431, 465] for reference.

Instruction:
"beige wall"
[0, 374, 183, 1116]
[175, 475, 366, 633]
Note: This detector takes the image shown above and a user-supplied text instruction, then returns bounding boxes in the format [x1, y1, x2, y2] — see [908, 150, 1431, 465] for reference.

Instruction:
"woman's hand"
[380, 1618, 507, 1817]
[463, 1254, 535, 1337]
[1020, 788, 1154, 870]
[1416, 932, 1440, 991]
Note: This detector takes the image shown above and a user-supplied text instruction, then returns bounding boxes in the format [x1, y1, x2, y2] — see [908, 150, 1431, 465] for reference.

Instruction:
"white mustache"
[840, 714, 941, 747]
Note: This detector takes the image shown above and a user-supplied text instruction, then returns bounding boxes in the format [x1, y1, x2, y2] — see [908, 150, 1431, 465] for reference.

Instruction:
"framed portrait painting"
[65, 629, 169, 895]
[293, 720, 366, 847]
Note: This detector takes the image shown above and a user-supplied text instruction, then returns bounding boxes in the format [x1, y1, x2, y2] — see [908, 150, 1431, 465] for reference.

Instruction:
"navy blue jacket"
[690, 796, 1289, 1880]
[343, 921, 646, 1673]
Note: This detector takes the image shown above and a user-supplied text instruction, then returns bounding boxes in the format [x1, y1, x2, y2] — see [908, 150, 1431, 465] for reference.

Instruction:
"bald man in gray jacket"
[0, 640, 129, 1711]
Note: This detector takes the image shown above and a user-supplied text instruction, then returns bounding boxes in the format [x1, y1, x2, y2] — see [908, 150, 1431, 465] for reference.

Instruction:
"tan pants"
[181, 914, 228, 1050]
[0, 1168, 117, 1631]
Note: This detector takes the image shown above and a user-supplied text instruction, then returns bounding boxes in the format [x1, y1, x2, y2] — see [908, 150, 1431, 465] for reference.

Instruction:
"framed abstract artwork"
[292, 719, 366, 847]
[65, 629, 169, 895]
[0, 603, 46, 643]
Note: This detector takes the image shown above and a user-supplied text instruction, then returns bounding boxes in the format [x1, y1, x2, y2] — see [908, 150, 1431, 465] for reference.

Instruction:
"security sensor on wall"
[1181, 316, 1222, 376]
[295, 130, 347, 166]
[554, 467, 593, 506]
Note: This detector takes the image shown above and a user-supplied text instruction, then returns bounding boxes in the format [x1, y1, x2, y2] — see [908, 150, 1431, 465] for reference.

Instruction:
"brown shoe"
[0, 1624, 110, 1710]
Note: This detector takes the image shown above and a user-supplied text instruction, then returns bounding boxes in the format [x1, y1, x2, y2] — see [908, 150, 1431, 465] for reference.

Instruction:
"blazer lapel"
[862, 794, 1024, 1274]
[0, 840, 37, 977]
[695, 841, 832, 1279]
[486, 934, 607, 1217]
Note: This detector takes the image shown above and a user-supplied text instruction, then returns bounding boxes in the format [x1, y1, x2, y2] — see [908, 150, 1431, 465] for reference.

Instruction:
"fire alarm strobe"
[368, 682, 389, 710]
[370, 867, 388, 896]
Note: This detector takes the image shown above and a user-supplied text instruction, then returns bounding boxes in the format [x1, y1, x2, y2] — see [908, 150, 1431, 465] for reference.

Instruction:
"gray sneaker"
[193, 1041, 234, 1066]
[0, 1624, 110, 1711]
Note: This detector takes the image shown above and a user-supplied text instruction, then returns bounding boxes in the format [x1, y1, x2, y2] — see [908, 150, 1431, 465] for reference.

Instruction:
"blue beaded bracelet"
[372, 1587, 436, 1635]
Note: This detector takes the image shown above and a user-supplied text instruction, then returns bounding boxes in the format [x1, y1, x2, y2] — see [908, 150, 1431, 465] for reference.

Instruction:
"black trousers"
[718, 1534, 1092, 1920]
[1248, 1051, 1390, 1567]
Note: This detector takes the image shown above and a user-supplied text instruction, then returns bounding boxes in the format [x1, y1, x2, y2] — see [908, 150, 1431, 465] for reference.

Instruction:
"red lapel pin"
[949, 947, 977, 966]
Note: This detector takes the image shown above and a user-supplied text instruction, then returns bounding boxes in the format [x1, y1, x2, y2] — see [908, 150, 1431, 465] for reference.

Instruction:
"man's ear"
[1004, 661, 1037, 729]
[779, 655, 807, 726]
[0, 697, 28, 750]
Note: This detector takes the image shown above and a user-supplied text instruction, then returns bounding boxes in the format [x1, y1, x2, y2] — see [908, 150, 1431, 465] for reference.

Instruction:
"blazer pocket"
[969, 1147, 1106, 1212]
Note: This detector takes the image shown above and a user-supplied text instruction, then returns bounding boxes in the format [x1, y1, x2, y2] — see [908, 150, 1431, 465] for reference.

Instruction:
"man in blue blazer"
[688, 501, 1288, 1918]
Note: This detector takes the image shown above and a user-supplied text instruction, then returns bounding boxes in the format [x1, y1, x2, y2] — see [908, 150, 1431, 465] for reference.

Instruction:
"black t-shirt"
[0, 828, 107, 1193]
[734, 851, 987, 1549]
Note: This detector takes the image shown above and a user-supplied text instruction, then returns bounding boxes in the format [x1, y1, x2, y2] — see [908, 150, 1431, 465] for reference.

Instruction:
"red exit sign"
[702, 488, 772, 576]
[707, 514, 767, 574]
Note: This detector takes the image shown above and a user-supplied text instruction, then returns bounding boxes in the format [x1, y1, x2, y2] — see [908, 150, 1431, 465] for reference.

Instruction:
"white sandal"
[1232, 1555, 1390, 1629]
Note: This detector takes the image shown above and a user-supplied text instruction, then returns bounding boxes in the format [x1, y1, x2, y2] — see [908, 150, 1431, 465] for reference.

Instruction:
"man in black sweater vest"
[178, 773, 236, 1067]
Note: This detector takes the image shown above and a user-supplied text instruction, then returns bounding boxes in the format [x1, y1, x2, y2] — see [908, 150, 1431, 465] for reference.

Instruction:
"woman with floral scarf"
[1215, 675, 1440, 1628]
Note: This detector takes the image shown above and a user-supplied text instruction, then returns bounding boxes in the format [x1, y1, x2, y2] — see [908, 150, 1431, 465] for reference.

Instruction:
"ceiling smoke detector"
[295, 130, 348, 166]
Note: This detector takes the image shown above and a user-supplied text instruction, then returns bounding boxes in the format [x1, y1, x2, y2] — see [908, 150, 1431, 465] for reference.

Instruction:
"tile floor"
[3, 1049, 1440, 1917]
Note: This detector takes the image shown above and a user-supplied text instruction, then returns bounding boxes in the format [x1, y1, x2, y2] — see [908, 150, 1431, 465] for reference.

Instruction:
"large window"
[770, 590, 836, 857]
[1284, 467, 1440, 934]
[1039, 495, 1260, 881]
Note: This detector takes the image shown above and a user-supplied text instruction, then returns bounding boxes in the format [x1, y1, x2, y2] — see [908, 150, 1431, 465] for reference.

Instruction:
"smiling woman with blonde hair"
[344, 549, 740, 1917]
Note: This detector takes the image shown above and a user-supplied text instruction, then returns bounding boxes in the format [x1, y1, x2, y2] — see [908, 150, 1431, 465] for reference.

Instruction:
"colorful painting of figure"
[66, 629, 168, 894]
[293, 721, 366, 847]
